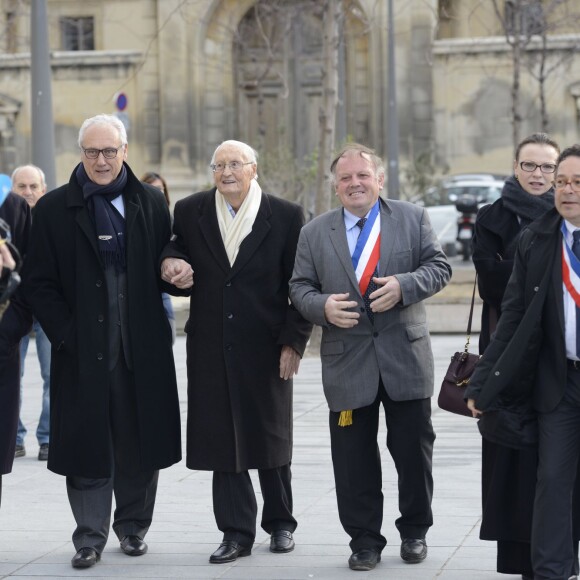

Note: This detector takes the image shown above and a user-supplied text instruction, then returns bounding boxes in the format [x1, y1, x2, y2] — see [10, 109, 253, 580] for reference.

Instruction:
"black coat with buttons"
[162, 188, 312, 472]
[466, 208, 568, 414]
[22, 164, 181, 478]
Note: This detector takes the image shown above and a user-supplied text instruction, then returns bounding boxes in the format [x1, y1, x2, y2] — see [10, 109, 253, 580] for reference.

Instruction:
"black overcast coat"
[22, 164, 181, 478]
[162, 188, 312, 473]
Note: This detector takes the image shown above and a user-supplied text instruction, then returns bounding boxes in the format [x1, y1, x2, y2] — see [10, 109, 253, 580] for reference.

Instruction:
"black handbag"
[437, 275, 479, 417]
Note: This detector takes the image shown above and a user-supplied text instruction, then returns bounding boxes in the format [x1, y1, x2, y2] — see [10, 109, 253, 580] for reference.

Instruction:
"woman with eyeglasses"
[471, 133, 580, 579]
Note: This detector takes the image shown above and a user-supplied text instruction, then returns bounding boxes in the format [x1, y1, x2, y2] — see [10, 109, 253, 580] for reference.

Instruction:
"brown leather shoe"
[209, 541, 251, 564]
[270, 530, 295, 553]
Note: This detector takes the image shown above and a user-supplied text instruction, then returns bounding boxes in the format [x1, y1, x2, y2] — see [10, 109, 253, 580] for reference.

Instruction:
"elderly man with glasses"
[161, 139, 312, 564]
[22, 114, 184, 569]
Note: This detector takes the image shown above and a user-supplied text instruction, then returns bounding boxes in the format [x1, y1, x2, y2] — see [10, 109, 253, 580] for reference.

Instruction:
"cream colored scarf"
[215, 179, 262, 265]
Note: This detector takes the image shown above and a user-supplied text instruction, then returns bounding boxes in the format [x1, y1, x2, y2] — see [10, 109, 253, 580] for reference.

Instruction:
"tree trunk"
[315, 0, 342, 217]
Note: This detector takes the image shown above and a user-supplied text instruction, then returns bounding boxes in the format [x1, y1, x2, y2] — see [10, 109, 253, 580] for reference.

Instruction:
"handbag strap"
[464, 273, 477, 353]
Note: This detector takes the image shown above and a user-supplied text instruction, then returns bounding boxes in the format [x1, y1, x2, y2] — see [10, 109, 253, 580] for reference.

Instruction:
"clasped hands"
[161, 257, 194, 289]
[324, 276, 402, 328]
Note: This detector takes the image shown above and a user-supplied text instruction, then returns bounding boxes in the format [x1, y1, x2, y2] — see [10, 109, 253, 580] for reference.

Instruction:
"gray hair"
[210, 140, 258, 165]
[78, 114, 128, 148]
[11, 164, 46, 187]
[330, 143, 386, 185]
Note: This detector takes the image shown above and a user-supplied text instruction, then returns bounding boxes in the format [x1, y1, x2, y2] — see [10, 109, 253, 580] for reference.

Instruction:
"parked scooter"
[455, 193, 478, 261]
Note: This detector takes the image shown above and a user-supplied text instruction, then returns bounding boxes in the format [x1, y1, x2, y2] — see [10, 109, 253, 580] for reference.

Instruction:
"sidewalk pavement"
[0, 333, 517, 580]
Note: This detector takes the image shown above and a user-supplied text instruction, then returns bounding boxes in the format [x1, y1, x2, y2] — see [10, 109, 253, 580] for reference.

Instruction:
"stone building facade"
[0, 0, 578, 201]
[0, 0, 436, 202]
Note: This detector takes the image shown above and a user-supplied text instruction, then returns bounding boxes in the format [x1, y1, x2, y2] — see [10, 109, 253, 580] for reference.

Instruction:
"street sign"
[114, 92, 128, 111]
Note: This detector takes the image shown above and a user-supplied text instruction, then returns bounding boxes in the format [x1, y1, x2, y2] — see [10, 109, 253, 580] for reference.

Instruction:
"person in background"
[471, 133, 578, 580]
[22, 114, 182, 569]
[141, 172, 175, 344]
[289, 143, 451, 572]
[0, 189, 31, 507]
[161, 139, 311, 564]
[467, 144, 580, 580]
[11, 165, 50, 461]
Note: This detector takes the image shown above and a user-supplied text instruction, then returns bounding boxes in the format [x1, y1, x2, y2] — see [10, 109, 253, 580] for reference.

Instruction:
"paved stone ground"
[0, 330, 524, 580]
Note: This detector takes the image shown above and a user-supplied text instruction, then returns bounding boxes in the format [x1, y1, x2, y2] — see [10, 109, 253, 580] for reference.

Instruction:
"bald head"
[11, 165, 47, 207]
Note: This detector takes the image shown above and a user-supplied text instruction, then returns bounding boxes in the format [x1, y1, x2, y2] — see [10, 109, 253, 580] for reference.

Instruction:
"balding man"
[161, 140, 312, 564]
[11, 165, 50, 460]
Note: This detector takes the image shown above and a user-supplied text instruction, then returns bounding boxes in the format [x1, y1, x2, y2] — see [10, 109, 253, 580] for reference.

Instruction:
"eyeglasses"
[210, 161, 253, 173]
[554, 177, 580, 193]
[81, 146, 123, 160]
[519, 161, 557, 174]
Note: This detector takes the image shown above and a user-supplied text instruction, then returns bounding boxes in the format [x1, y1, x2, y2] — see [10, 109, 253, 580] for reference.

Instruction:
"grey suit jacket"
[289, 197, 451, 411]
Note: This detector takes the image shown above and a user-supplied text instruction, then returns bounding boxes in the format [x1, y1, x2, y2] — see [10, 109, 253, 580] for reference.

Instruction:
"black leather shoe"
[270, 530, 295, 553]
[209, 541, 251, 564]
[400, 538, 427, 563]
[348, 549, 381, 571]
[120, 535, 148, 556]
[71, 547, 100, 568]
[38, 444, 49, 461]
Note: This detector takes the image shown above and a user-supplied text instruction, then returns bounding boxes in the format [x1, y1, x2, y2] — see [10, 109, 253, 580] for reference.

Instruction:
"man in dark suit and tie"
[467, 144, 580, 580]
[289, 143, 451, 571]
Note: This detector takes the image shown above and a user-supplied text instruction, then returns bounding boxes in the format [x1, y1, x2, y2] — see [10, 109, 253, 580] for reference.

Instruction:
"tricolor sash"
[561, 222, 580, 307]
[352, 201, 380, 294]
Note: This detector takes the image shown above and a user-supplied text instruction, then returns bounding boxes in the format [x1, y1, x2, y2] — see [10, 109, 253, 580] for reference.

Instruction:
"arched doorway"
[232, 1, 371, 202]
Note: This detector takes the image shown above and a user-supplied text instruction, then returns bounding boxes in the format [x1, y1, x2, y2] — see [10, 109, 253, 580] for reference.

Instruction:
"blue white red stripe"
[352, 201, 380, 295]
[561, 222, 580, 307]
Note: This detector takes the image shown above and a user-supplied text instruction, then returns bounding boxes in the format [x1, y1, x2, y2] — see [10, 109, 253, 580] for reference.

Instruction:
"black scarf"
[76, 163, 128, 272]
[501, 175, 554, 227]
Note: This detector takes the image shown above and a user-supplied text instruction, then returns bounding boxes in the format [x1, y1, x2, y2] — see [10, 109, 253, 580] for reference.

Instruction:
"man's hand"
[279, 345, 301, 380]
[368, 276, 402, 312]
[161, 257, 194, 289]
[324, 293, 360, 328]
[467, 398, 483, 418]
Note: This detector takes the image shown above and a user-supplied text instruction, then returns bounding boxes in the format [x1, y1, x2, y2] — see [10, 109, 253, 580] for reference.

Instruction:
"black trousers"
[66, 354, 158, 554]
[329, 383, 435, 553]
[532, 366, 580, 580]
[212, 464, 296, 547]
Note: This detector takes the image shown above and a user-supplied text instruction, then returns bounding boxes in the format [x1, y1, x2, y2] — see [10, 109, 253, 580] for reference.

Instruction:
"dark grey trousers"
[66, 354, 158, 554]
[212, 464, 297, 547]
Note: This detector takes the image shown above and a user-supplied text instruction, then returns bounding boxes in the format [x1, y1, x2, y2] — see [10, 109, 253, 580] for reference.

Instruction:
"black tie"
[573, 231, 580, 358]
[356, 218, 378, 322]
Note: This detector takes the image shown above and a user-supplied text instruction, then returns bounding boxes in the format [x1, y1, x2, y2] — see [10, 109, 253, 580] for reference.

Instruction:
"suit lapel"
[377, 199, 399, 277]
[553, 233, 565, 335]
[68, 183, 101, 263]
[229, 193, 271, 278]
[329, 209, 360, 295]
[199, 191, 231, 274]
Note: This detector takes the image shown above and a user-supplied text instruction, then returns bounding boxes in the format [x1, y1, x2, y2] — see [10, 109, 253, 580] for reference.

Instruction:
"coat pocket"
[321, 340, 345, 356]
[405, 322, 428, 342]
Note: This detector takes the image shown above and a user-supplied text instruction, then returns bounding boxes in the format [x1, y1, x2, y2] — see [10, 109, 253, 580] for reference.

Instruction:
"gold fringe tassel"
[338, 410, 353, 427]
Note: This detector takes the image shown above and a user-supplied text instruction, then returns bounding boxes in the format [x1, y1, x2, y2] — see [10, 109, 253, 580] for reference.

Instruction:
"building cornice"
[0, 50, 143, 69]
[433, 33, 580, 56]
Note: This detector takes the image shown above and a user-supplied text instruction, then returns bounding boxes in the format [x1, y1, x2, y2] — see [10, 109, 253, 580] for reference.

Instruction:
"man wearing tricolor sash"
[290, 143, 451, 572]
[467, 145, 580, 580]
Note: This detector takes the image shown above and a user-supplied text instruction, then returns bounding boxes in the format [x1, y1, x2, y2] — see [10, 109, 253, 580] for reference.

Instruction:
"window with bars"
[505, 0, 544, 37]
[60, 16, 94, 50]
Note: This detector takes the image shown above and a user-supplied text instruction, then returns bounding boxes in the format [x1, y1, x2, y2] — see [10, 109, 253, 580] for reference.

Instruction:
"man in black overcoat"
[161, 140, 312, 564]
[22, 114, 182, 569]
[467, 144, 580, 580]
[0, 191, 31, 506]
